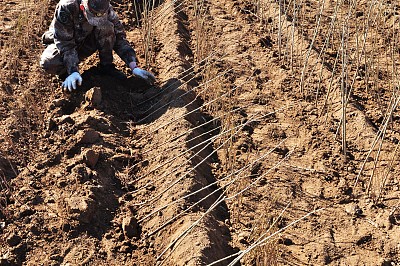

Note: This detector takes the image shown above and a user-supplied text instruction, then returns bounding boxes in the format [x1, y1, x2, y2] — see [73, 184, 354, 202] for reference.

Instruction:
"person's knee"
[39, 55, 50, 72]
[40, 55, 58, 75]
[39, 45, 65, 75]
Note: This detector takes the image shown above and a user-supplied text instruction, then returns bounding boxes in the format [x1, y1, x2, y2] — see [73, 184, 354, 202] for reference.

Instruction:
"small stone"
[356, 234, 372, 245]
[345, 204, 362, 216]
[303, 104, 315, 113]
[122, 217, 139, 238]
[85, 87, 102, 106]
[83, 149, 99, 168]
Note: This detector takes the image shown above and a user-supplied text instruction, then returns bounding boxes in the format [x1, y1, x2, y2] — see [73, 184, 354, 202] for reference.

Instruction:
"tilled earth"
[1, 0, 400, 265]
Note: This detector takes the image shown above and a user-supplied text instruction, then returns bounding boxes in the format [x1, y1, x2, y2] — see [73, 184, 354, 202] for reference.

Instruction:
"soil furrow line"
[130, 0, 237, 264]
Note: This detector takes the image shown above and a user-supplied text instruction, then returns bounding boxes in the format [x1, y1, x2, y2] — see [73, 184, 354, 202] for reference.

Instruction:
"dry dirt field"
[1, 0, 400, 265]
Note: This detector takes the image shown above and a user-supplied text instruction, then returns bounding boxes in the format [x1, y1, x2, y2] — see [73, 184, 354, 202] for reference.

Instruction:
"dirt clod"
[83, 149, 99, 168]
[6, 234, 21, 247]
[345, 204, 363, 216]
[122, 216, 139, 238]
[18, 205, 34, 218]
[78, 129, 100, 144]
[356, 234, 372, 246]
[85, 87, 102, 106]
[65, 195, 95, 223]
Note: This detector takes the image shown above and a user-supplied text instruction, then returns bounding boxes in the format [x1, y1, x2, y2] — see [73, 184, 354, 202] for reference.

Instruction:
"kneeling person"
[40, 0, 155, 92]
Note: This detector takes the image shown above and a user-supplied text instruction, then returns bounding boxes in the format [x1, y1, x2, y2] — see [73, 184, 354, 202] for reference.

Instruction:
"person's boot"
[98, 63, 127, 80]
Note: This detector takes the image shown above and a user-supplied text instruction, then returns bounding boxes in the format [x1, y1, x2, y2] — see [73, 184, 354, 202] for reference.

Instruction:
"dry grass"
[0, 0, 50, 165]
[140, 0, 158, 67]
[252, 0, 400, 195]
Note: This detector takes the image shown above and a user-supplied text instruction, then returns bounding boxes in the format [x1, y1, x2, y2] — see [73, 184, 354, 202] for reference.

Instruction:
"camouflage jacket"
[48, 0, 137, 74]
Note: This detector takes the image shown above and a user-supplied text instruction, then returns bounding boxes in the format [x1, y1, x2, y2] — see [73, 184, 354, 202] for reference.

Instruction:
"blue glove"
[62, 72, 82, 92]
[129, 61, 156, 85]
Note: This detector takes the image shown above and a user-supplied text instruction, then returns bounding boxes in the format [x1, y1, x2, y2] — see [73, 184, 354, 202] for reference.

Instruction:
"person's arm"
[53, 1, 80, 75]
[108, 6, 155, 85]
[108, 6, 138, 66]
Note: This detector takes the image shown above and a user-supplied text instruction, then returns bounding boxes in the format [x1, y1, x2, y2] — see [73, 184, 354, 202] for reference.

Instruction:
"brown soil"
[1, 0, 400, 265]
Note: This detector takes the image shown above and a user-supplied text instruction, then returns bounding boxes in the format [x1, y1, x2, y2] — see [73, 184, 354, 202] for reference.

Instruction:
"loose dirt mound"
[1, 0, 400, 265]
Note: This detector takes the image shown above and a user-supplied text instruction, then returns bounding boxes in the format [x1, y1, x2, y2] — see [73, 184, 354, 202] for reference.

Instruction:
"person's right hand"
[132, 68, 156, 85]
[129, 61, 156, 85]
[62, 72, 82, 92]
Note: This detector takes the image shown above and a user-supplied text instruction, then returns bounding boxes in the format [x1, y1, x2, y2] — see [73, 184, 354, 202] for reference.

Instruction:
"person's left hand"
[62, 72, 82, 92]
[129, 61, 156, 85]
